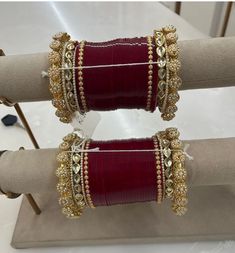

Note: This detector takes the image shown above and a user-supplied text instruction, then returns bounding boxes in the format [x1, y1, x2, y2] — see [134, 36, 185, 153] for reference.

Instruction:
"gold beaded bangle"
[83, 139, 95, 208]
[156, 133, 165, 200]
[161, 40, 170, 114]
[80, 139, 89, 207]
[48, 32, 75, 123]
[146, 36, 154, 111]
[77, 40, 88, 113]
[162, 26, 181, 121]
[70, 136, 87, 210]
[165, 127, 188, 216]
[152, 135, 163, 203]
[56, 132, 86, 218]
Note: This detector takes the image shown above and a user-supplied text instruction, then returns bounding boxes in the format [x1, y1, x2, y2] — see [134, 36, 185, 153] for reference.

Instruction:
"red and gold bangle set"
[48, 26, 187, 219]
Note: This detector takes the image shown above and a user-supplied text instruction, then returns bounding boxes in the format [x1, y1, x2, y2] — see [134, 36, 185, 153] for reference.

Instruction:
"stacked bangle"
[57, 129, 187, 218]
[49, 28, 181, 122]
[154, 25, 182, 121]
[155, 128, 187, 215]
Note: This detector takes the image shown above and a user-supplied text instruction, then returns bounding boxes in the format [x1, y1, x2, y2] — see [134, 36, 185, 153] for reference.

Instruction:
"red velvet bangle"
[86, 138, 160, 207]
[75, 37, 159, 112]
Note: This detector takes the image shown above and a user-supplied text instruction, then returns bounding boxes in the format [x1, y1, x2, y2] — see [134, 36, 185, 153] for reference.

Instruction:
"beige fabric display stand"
[0, 138, 235, 248]
[0, 37, 235, 248]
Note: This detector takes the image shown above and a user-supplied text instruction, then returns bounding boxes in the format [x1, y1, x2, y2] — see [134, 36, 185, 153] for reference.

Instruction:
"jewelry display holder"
[0, 37, 235, 248]
[0, 49, 41, 215]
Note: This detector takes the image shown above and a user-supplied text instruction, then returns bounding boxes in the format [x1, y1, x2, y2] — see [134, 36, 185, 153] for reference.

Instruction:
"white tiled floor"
[0, 2, 235, 252]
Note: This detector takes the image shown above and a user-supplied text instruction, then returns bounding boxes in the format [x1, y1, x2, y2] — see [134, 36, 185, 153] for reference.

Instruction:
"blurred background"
[164, 2, 235, 37]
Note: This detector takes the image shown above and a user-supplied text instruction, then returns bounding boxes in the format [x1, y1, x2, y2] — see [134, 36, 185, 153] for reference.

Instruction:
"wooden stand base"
[12, 185, 235, 249]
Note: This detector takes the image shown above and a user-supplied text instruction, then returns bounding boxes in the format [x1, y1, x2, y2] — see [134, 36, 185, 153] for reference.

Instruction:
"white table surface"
[0, 2, 235, 252]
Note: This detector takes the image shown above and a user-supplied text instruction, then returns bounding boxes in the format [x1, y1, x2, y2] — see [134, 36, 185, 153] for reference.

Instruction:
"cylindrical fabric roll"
[0, 138, 235, 195]
[80, 38, 158, 111]
[0, 37, 235, 103]
[88, 138, 156, 206]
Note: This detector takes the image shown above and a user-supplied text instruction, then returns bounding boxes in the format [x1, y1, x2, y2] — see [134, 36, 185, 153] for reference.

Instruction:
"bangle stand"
[0, 37, 235, 248]
[0, 50, 41, 216]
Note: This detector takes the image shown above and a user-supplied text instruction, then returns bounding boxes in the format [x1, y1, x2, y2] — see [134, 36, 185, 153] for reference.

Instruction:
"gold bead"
[175, 183, 187, 195]
[172, 150, 185, 162]
[168, 59, 181, 72]
[166, 127, 180, 140]
[169, 76, 182, 90]
[63, 133, 77, 142]
[166, 32, 178, 44]
[48, 66, 60, 81]
[56, 151, 69, 163]
[163, 25, 176, 33]
[170, 139, 182, 149]
[53, 32, 70, 42]
[168, 43, 179, 57]
[50, 40, 61, 51]
[48, 51, 60, 64]
[59, 141, 71, 150]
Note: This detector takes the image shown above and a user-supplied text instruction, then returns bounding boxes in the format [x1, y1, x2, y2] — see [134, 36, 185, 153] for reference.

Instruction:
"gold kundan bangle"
[156, 131, 174, 200]
[154, 29, 166, 114]
[62, 40, 78, 113]
[56, 132, 87, 218]
[48, 32, 77, 123]
[154, 25, 182, 121]
[165, 127, 188, 216]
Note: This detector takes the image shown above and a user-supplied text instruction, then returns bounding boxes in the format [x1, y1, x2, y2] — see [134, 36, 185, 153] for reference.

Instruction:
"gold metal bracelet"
[166, 127, 188, 216]
[56, 133, 86, 218]
[48, 32, 75, 123]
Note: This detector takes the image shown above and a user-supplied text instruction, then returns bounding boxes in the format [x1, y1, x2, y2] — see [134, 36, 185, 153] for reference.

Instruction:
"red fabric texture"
[87, 138, 157, 207]
[75, 37, 158, 112]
